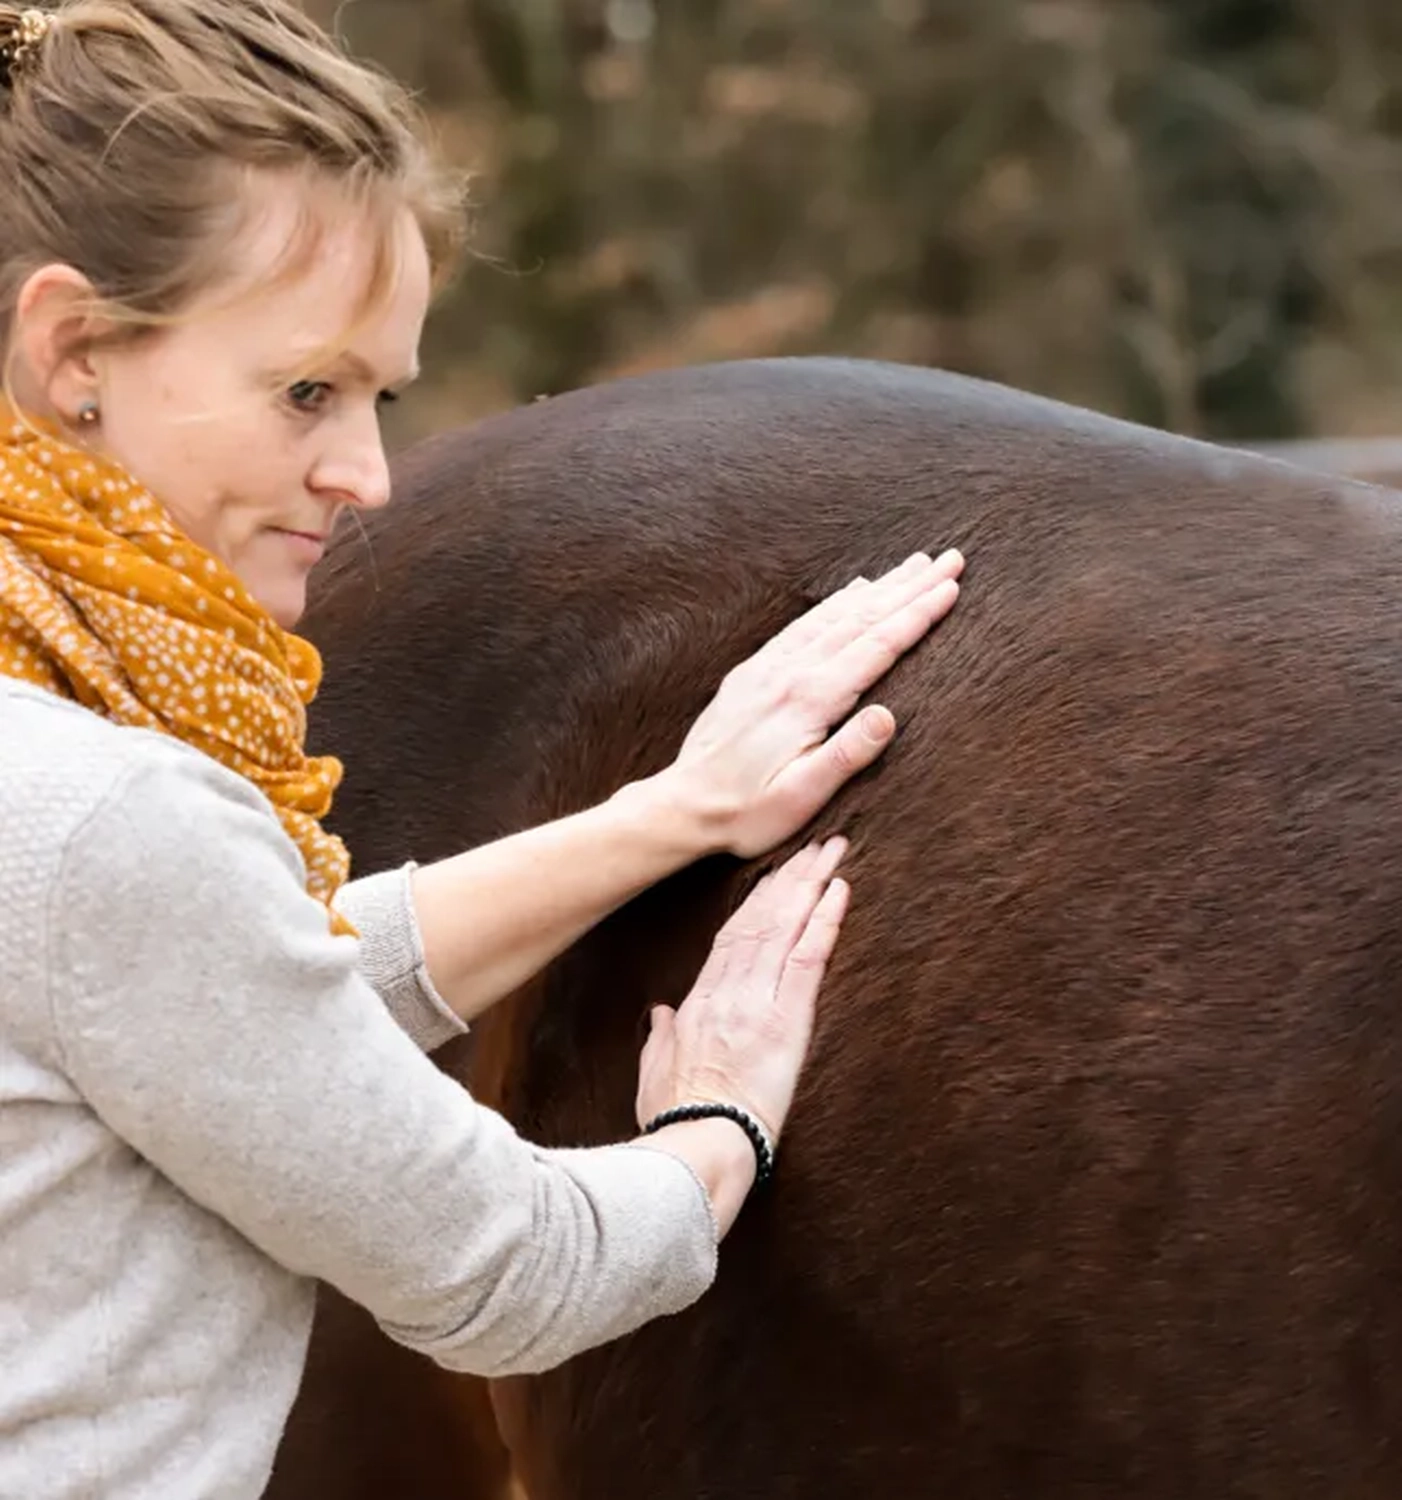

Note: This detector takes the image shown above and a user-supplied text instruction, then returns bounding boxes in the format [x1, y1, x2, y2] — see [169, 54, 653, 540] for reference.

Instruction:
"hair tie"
[1, 9, 55, 87]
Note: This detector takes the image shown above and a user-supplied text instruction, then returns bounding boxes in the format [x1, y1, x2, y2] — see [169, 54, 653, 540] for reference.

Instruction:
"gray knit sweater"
[0, 678, 716, 1499]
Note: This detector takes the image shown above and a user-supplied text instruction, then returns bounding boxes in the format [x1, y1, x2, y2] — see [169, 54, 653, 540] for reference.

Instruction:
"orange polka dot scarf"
[0, 405, 355, 936]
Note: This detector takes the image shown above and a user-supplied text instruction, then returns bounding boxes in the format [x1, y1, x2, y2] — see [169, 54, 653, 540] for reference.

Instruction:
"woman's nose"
[310, 417, 392, 512]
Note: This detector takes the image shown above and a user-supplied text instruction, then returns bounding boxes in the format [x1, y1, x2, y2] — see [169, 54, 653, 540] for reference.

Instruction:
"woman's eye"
[287, 380, 332, 413]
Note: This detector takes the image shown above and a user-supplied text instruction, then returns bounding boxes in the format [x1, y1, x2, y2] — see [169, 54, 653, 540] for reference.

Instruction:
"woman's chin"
[248, 572, 310, 631]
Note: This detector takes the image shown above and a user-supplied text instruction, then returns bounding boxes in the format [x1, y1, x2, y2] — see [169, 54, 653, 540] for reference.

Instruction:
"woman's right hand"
[633, 837, 850, 1229]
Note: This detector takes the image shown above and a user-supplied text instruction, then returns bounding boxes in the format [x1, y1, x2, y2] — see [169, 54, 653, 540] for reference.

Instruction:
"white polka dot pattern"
[0, 406, 354, 935]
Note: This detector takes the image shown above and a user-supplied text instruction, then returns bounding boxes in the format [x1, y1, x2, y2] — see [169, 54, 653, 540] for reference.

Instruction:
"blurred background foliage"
[307, 0, 1402, 450]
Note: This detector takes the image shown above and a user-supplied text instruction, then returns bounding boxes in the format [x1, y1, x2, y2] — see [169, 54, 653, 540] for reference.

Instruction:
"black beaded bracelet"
[641, 1101, 776, 1187]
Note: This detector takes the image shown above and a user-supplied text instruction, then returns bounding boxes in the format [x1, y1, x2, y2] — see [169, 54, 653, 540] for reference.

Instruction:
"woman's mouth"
[272, 528, 329, 564]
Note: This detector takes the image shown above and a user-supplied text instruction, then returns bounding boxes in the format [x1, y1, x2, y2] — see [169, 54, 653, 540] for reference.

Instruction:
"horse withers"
[274, 357, 1402, 1499]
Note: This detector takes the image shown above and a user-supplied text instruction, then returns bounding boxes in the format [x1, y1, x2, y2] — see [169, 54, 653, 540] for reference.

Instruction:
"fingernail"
[935, 547, 964, 570]
[860, 705, 894, 739]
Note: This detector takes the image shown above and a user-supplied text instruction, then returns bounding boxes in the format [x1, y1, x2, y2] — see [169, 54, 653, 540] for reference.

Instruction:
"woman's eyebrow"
[332, 350, 421, 390]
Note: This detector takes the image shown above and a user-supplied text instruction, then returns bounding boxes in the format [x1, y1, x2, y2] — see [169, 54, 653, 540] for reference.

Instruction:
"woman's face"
[18, 175, 431, 628]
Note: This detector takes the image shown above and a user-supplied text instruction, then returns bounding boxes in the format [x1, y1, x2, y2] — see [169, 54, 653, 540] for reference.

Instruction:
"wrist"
[643, 1101, 775, 1186]
[633, 1117, 758, 1239]
[609, 765, 730, 860]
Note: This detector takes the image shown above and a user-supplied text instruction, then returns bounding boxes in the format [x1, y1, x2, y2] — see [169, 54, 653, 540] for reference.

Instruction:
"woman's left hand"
[665, 547, 963, 858]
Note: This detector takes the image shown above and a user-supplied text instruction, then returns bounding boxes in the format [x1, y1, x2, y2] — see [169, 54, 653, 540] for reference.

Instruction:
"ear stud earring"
[76, 401, 99, 426]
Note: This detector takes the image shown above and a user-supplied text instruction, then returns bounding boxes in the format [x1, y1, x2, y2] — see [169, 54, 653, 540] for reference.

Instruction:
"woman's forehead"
[200, 176, 431, 369]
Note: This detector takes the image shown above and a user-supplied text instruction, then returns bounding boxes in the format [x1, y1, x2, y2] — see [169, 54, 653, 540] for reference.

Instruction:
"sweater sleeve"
[334, 863, 467, 1054]
[45, 745, 717, 1377]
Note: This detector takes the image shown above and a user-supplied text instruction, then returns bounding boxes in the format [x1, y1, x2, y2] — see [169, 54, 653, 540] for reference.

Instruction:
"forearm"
[409, 770, 718, 1025]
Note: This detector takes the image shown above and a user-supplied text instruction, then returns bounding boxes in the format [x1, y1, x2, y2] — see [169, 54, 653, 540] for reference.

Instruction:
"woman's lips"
[272, 528, 329, 564]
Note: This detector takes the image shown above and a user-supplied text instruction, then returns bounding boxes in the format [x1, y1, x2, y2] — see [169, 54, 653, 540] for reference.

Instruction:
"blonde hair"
[0, 0, 467, 376]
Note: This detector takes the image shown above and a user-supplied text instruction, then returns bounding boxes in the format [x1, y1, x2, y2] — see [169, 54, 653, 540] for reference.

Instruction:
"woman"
[0, 2, 963, 1495]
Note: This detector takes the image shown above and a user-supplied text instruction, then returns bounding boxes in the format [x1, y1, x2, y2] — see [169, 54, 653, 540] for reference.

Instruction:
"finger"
[686, 872, 777, 992]
[761, 576, 959, 756]
[760, 836, 849, 908]
[716, 840, 839, 956]
[797, 552, 965, 669]
[653, 1004, 678, 1061]
[689, 837, 846, 1000]
[723, 837, 849, 991]
[764, 550, 939, 659]
[635, 1005, 679, 1126]
[931, 546, 964, 582]
[809, 578, 959, 716]
[774, 877, 851, 1019]
[780, 834, 849, 891]
[641, 1004, 678, 1053]
[823, 549, 961, 636]
[808, 554, 962, 664]
[758, 575, 874, 662]
[764, 705, 896, 821]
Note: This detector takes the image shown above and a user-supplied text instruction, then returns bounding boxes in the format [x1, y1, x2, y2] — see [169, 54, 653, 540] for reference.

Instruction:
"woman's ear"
[12, 263, 105, 425]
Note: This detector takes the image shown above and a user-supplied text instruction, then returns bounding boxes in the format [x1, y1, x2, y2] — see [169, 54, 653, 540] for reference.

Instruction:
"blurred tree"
[308, 0, 1402, 446]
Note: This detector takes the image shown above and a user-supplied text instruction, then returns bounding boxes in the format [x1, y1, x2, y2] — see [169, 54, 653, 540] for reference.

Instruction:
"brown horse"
[273, 356, 1402, 1499]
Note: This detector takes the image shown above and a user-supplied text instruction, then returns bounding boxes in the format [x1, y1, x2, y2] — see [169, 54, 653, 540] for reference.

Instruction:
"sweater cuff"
[494, 1140, 718, 1371]
[334, 863, 467, 1054]
[544, 1140, 720, 1310]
